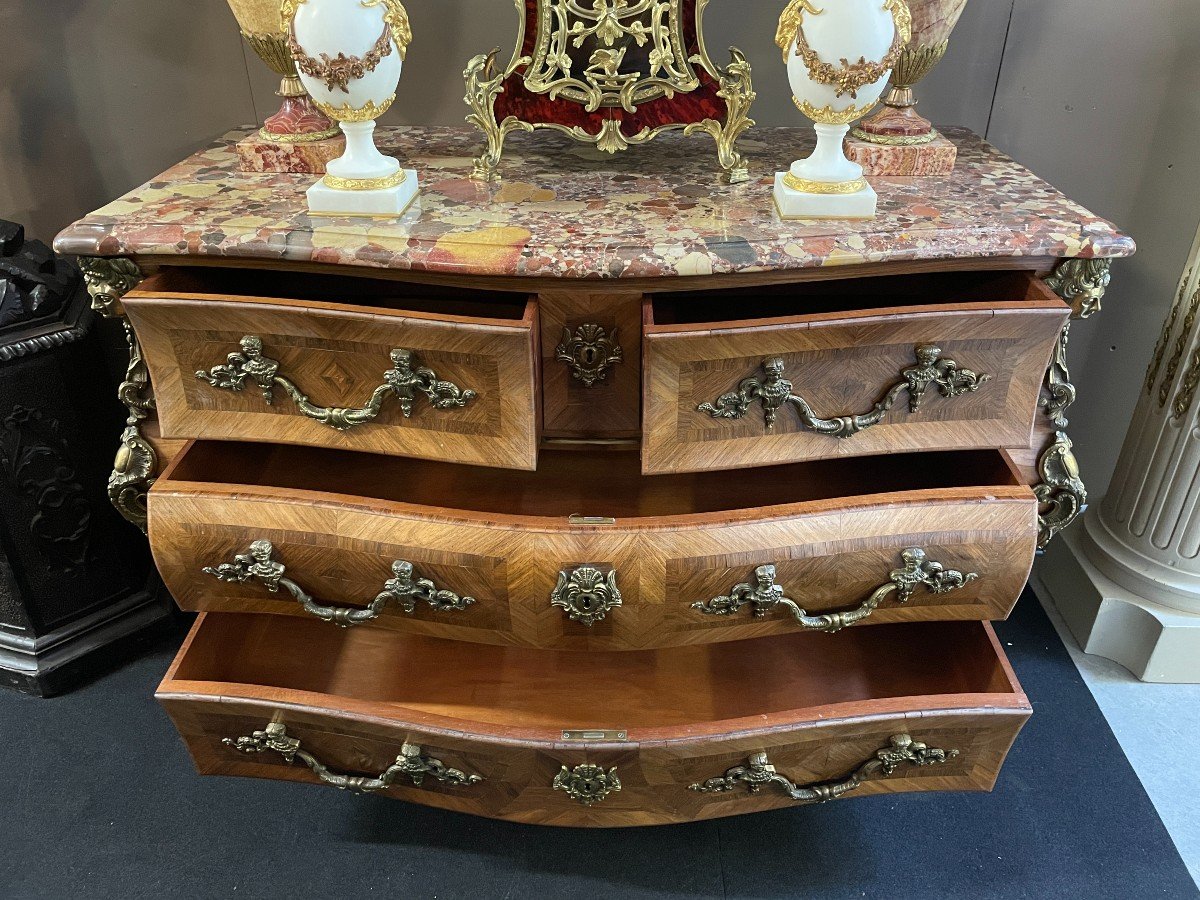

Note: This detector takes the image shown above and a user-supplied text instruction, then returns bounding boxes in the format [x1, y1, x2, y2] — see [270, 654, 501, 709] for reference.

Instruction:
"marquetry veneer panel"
[149, 443, 1038, 651]
[642, 275, 1069, 473]
[158, 613, 1031, 827]
[125, 270, 540, 470]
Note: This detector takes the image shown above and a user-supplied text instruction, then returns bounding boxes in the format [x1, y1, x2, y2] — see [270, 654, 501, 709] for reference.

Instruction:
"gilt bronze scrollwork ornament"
[556, 324, 624, 387]
[553, 763, 622, 806]
[196, 337, 476, 431]
[692, 548, 977, 632]
[1035, 431, 1087, 550]
[551, 566, 622, 626]
[699, 344, 988, 436]
[689, 734, 957, 803]
[225, 722, 483, 793]
[463, 0, 756, 183]
[1034, 257, 1115, 547]
[1040, 322, 1076, 430]
[204, 540, 475, 627]
[78, 258, 157, 531]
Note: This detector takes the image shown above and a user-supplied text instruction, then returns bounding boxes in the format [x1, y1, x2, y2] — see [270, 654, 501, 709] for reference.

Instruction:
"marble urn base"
[307, 169, 420, 217]
[773, 171, 878, 220]
[236, 132, 346, 174]
[845, 134, 958, 177]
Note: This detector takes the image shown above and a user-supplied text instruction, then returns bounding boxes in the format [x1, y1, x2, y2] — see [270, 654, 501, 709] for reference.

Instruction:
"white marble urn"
[773, 0, 911, 218]
[285, 0, 418, 215]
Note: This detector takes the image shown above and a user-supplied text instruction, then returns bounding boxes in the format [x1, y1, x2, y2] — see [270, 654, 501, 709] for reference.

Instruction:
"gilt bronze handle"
[196, 336, 477, 431]
[698, 345, 989, 436]
[691, 548, 978, 632]
[203, 540, 475, 627]
[224, 722, 483, 793]
[689, 734, 957, 802]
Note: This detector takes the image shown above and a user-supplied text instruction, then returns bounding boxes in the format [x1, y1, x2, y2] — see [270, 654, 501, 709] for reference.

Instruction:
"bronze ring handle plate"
[698, 344, 990, 437]
[692, 548, 978, 632]
[224, 722, 483, 793]
[689, 734, 957, 803]
[196, 336, 477, 432]
[203, 539, 475, 627]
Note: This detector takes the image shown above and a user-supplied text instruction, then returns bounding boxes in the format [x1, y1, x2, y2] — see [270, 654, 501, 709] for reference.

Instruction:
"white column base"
[1033, 527, 1200, 683]
[307, 169, 420, 217]
[773, 172, 878, 220]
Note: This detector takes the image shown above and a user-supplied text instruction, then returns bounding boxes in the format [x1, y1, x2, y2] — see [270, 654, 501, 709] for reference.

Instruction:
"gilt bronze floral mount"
[464, 0, 756, 183]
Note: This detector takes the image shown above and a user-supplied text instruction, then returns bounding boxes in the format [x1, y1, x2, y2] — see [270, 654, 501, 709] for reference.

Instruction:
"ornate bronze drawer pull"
[203, 539, 475, 627]
[196, 336, 477, 431]
[551, 566, 622, 626]
[692, 548, 978, 632]
[555, 324, 623, 387]
[689, 734, 957, 803]
[698, 344, 989, 436]
[224, 722, 483, 794]
[553, 763, 622, 806]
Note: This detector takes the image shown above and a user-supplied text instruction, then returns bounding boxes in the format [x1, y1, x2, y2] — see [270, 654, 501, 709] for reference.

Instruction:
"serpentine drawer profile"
[157, 612, 1032, 827]
[148, 442, 1038, 651]
[53, 122, 1136, 829]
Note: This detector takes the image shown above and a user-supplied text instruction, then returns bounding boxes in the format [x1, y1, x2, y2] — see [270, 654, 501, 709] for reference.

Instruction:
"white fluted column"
[1037, 227, 1200, 682]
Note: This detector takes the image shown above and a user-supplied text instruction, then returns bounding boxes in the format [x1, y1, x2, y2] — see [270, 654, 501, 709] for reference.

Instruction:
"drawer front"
[540, 290, 642, 438]
[160, 698, 1027, 828]
[642, 300, 1068, 474]
[149, 487, 1037, 651]
[124, 293, 540, 470]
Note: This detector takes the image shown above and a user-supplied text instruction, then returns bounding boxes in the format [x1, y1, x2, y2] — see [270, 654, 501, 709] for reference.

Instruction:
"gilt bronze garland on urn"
[463, 0, 757, 183]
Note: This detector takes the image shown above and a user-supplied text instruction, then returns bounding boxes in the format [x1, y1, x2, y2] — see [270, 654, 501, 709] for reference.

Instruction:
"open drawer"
[158, 613, 1031, 827]
[149, 441, 1038, 651]
[124, 267, 540, 470]
[642, 270, 1068, 473]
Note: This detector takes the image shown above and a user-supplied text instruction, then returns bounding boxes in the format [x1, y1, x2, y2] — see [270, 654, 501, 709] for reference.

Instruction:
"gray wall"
[2, 0, 1196, 498]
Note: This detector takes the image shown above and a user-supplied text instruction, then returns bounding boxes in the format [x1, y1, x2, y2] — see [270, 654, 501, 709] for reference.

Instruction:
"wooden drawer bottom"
[158, 613, 1031, 827]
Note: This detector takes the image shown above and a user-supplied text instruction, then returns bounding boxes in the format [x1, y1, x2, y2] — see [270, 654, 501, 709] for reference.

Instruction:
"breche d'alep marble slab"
[54, 125, 1134, 279]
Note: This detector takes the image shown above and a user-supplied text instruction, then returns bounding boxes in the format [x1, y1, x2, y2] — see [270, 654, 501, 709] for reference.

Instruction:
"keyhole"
[580, 346, 599, 366]
[577, 592, 600, 612]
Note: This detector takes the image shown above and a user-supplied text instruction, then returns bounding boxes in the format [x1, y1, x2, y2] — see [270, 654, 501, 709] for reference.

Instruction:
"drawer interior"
[650, 270, 1058, 326]
[166, 613, 1024, 737]
[136, 266, 531, 321]
[162, 443, 1027, 520]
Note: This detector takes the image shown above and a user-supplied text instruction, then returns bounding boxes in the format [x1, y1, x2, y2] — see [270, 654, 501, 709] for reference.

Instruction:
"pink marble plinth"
[845, 134, 958, 177]
[236, 133, 345, 175]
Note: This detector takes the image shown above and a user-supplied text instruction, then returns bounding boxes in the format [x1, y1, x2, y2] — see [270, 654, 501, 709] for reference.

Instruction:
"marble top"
[54, 125, 1134, 280]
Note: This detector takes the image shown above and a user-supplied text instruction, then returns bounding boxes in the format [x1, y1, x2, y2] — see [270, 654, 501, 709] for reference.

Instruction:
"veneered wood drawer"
[124, 267, 540, 470]
[149, 441, 1038, 651]
[642, 270, 1068, 474]
[158, 612, 1030, 827]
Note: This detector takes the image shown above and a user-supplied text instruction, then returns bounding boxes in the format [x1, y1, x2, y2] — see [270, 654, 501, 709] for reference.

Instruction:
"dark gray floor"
[1, 590, 1196, 900]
